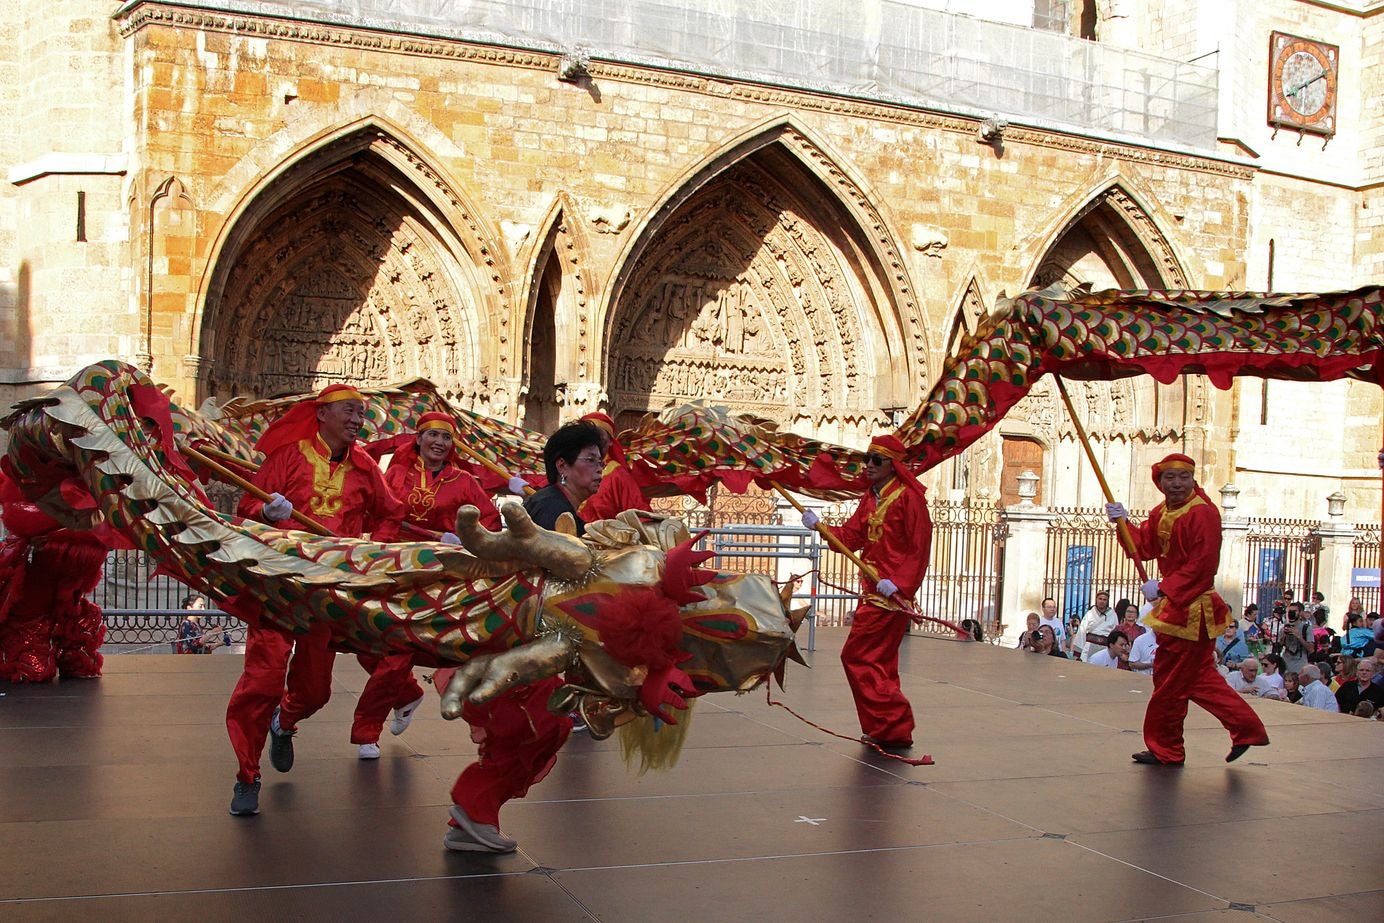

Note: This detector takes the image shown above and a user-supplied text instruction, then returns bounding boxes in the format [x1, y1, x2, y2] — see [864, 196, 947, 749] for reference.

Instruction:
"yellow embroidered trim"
[865, 479, 905, 542]
[301, 438, 348, 518]
[1155, 494, 1205, 554]
[1141, 590, 1225, 641]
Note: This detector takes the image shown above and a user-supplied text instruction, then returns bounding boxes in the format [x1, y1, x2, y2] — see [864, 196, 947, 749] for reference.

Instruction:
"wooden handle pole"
[179, 442, 333, 537]
[192, 443, 261, 472]
[452, 439, 535, 496]
[771, 480, 939, 629]
[1053, 377, 1149, 583]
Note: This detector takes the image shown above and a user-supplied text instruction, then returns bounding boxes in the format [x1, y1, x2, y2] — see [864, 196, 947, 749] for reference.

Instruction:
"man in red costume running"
[801, 434, 931, 753]
[226, 384, 404, 816]
[347, 412, 503, 760]
[577, 411, 651, 523]
[1106, 453, 1270, 765]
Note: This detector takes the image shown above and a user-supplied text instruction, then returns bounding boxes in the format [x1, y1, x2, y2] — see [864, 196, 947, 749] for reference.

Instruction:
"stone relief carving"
[589, 205, 631, 234]
[910, 224, 949, 257]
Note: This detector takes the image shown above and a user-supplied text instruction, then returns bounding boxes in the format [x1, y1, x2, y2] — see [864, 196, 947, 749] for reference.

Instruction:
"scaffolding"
[146, 0, 1220, 150]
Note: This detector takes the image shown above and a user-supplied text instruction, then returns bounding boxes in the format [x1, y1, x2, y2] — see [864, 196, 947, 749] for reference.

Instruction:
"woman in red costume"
[1107, 453, 1270, 765]
[0, 476, 110, 682]
[226, 384, 404, 816]
[800, 434, 932, 753]
[347, 413, 503, 760]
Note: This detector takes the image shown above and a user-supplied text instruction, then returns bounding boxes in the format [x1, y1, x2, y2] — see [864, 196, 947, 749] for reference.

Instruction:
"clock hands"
[1286, 68, 1326, 99]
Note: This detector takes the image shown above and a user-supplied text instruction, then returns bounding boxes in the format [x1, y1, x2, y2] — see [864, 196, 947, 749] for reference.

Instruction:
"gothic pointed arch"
[602, 117, 926, 443]
[195, 122, 504, 407]
[1009, 178, 1194, 507]
[519, 193, 598, 431]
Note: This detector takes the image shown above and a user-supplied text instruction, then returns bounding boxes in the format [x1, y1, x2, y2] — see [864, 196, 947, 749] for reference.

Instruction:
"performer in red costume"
[226, 384, 404, 816]
[348, 413, 503, 760]
[800, 434, 932, 753]
[441, 421, 610, 852]
[1106, 453, 1269, 765]
[0, 477, 111, 683]
[578, 411, 651, 523]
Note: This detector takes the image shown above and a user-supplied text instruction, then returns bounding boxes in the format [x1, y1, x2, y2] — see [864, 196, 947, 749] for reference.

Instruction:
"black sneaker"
[229, 779, 260, 816]
[269, 707, 295, 773]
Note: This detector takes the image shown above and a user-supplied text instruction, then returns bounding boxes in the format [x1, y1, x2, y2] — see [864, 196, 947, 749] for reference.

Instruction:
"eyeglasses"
[864, 454, 887, 466]
[574, 454, 603, 466]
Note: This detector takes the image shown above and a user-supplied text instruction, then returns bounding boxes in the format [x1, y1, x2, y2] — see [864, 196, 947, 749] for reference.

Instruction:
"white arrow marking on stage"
[795, 816, 827, 826]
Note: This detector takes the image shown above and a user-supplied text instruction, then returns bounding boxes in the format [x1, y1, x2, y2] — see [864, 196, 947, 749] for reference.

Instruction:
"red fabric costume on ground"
[225, 385, 405, 784]
[578, 411, 651, 523]
[821, 435, 932, 747]
[349, 413, 503, 747]
[0, 484, 110, 683]
[1128, 454, 1268, 764]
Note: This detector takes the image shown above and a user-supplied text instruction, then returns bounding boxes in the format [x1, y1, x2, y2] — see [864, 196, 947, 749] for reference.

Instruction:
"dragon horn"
[662, 531, 717, 605]
[455, 503, 593, 581]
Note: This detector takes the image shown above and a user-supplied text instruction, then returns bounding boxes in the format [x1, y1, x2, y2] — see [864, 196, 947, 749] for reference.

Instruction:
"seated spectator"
[1089, 629, 1131, 669]
[1258, 654, 1287, 698]
[1111, 598, 1144, 641]
[1335, 658, 1384, 716]
[1038, 598, 1067, 647]
[1371, 611, 1384, 651]
[1027, 625, 1067, 658]
[1283, 671, 1302, 704]
[1064, 615, 1084, 659]
[1225, 658, 1276, 698]
[1340, 612, 1374, 657]
[1016, 612, 1041, 650]
[1215, 621, 1250, 668]
[1329, 656, 1356, 692]
[1128, 629, 1157, 675]
[1296, 664, 1340, 712]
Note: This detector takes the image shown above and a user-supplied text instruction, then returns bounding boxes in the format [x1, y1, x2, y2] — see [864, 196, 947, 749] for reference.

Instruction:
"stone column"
[1218, 513, 1249, 617]
[1310, 521, 1359, 612]
[999, 501, 1056, 646]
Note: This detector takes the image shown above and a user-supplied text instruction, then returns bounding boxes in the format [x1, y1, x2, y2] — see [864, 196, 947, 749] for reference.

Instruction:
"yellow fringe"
[617, 701, 694, 775]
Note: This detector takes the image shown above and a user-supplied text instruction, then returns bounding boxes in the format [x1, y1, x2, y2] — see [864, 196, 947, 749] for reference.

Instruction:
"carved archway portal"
[201, 147, 482, 404]
[607, 145, 898, 441]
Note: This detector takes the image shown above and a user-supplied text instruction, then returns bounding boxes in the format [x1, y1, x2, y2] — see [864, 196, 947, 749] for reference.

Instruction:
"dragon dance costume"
[820, 435, 932, 749]
[0, 479, 110, 683]
[225, 385, 405, 785]
[349, 413, 501, 749]
[1129, 454, 1268, 764]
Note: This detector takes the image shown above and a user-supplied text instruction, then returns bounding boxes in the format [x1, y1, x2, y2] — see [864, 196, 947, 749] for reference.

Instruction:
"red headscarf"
[389, 411, 459, 471]
[868, 434, 927, 503]
[581, 411, 626, 464]
[1150, 451, 1217, 510]
[254, 384, 365, 458]
[1150, 452, 1196, 485]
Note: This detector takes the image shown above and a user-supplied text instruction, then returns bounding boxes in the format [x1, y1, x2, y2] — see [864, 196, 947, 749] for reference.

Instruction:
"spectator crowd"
[1015, 591, 1384, 720]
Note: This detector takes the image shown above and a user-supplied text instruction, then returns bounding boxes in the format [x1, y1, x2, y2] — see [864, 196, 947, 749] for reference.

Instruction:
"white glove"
[262, 493, 293, 523]
[801, 510, 821, 529]
[876, 578, 899, 598]
[1105, 502, 1128, 522]
[1140, 578, 1161, 602]
[508, 475, 528, 496]
[440, 531, 461, 545]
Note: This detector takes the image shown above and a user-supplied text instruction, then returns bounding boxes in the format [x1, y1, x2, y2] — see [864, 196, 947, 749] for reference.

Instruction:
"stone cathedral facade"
[2, 0, 1380, 521]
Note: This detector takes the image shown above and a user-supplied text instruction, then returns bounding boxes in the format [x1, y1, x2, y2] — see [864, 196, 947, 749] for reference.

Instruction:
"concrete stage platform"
[2, 628, 1381, 922]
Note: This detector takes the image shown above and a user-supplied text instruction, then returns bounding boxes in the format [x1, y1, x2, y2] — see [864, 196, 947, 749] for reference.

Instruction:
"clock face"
[1268, 32, 1338, 135]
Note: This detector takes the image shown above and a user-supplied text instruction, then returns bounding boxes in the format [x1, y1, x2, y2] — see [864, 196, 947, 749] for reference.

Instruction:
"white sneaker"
[389, 694, 426, 736]
[357, 742, 381, 760]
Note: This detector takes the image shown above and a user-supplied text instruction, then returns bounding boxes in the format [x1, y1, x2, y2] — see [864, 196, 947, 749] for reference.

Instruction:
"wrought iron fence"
[1243, 517, 1317, 612]
[1352, 523, 1381, 614]
[1042, 506, 1154, 622]
[102, 610, 246, 649]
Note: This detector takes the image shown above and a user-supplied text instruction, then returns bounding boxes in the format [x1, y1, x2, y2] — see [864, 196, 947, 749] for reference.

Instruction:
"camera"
[1273, 603, 1286, 616]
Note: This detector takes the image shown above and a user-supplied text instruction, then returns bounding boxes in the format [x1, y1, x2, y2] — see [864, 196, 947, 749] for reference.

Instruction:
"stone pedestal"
[1218, 515, 1249, 617]
[999, 502, 1056, 645]
[1311, 521, 1359, 611]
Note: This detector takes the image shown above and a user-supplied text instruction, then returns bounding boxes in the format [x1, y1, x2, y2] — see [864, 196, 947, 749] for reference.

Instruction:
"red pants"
[450, 676, 571, 827]
[1144, 630, 1269, 763]
[351, 653, 425, 744]
[225, 621, 336, 784]
[841, 601, 914, 745]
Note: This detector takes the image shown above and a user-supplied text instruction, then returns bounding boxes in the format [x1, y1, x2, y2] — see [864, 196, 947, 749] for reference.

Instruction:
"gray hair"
[1299, 664, 1321, 683]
